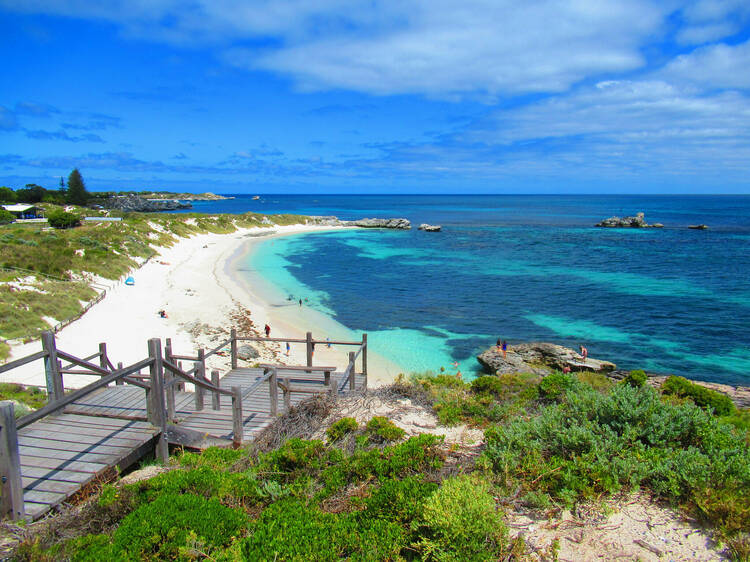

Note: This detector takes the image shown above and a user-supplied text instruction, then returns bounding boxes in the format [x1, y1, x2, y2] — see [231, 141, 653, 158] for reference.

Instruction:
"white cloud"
[660, 39, 750, 90]
[3, 0, 670, 97]
[676, 0, 750, 44]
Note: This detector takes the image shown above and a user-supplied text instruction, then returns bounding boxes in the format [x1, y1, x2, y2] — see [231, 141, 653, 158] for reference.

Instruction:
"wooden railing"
[0, 335, 171, 521]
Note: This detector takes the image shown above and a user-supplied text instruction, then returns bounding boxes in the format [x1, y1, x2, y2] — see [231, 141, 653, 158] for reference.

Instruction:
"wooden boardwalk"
[17, 414, 159, 519]
[1, 331, 368, 521]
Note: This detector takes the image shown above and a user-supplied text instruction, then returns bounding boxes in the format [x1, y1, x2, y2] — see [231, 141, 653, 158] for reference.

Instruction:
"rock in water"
[348, 218, 411, 229]
[595, 212, 660, 228]
[237, 344, 260, 360]
[418, 224, 442, 232]
[477, 342, 616, 375]
[688, 224, 708, 230]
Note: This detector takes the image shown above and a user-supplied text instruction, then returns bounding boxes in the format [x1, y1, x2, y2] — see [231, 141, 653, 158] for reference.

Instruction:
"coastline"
[2, 223, 406, 388]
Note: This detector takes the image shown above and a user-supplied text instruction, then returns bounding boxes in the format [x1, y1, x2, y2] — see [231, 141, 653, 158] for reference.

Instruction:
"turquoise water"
[216, 195, 750, 385]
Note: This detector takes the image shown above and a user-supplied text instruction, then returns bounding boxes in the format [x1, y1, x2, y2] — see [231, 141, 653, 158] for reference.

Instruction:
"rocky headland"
[103, 195, 192, 212]
[477, 342, 616, 375]
[418, 223, 441, 232]
[595, 212, 663, 228]
[477, 341, 750, 408]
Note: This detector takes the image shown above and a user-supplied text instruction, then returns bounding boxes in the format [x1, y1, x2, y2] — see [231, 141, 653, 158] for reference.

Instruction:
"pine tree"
[66, 168, 89, 206]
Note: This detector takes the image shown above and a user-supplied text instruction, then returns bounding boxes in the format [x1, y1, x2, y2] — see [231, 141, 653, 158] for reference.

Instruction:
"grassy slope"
[0, 207, 309, 354]
[8, 372, 749, 561]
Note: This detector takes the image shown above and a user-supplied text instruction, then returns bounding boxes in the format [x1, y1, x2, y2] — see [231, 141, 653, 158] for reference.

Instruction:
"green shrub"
[415, 474, 507, 561]
[622, 369, 647, 388]
[661, 375, 736, 416]
[326, 417, 359, 442]
[362, 476, 438, 525]
[0, 209, 14, 224]
[366, 416, 406, 442]
[538, 372, 579, 400]
[238, 498, 405, 561]
[47, 209, 81, 229]
[178, 446, 245, 469]
[73, 493, 247, 560]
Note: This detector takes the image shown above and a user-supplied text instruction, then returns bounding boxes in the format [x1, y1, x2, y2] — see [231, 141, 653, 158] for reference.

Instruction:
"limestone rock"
[418, 224, 442, 232]
[477, 342, 616, 375]
[595, 212, 660, 228]
[237, 344, 260, 361]
[103, 195, 192, 212]
[348, 217, 411, 229]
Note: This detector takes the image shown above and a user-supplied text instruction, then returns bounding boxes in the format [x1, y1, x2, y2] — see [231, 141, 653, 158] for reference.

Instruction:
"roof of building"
[2, 204, 38, 212]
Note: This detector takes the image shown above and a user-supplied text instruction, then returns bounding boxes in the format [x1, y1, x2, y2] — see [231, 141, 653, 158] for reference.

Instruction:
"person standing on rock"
[580, 345, 588, 363]
[264, 324, 271, 338]
[501, 340, 508, 359]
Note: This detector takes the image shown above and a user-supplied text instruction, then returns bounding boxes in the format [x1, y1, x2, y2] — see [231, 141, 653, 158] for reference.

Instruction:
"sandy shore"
[3, 224, 404, 389]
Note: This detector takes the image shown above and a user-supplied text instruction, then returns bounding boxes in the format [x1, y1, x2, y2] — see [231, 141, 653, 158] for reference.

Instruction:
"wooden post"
[230, 329, 238, 370]
[231, 386, 243, 447]
[195, 349, 205, 411]
[362, 334, 368, 390]
[0, 402, 25, 520]
[41, 331, 63, 405]
[176, 361, 185, 392]
[269, 369, 278, 416]
[329, 374, 338, 402]
[116, 362, 124, 385]
[282, 377, 291, 412]
[324, 370, 331, 388]
[348, 352, 356, 391]
[211, 370, 220, 410]
[99, 342, 108, 371]
[147, 338, 168, 463]
[306, 332, 313, 367]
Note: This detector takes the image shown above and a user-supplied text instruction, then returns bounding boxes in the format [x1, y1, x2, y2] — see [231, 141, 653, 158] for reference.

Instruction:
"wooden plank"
[23, 489, 68, 505]
[21, 466, 98, 482]
[23, 477, 86, 492]
[20, 455, 108, 473]
[47, 413, 154, 430]
[19, 434, 142, 452]
[25, 421, 154, 441]
[19, 446, 127, 464]
[20, 423, 153, 444]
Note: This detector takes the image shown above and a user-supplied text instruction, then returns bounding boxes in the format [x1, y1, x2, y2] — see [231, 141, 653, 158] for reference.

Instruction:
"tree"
[0, 186, 16, 203]
[46, 209, 81, 229]
[66, 168, 89, 206]
[59, 176, 66, 194]
[16, 184, 46, 203]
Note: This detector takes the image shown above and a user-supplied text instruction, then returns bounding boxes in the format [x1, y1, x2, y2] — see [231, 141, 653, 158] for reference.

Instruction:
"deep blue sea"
[182, 195, 750, 385]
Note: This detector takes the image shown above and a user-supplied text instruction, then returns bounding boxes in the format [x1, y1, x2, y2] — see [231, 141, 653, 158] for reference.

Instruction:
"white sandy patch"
[3, 223, 403, 389]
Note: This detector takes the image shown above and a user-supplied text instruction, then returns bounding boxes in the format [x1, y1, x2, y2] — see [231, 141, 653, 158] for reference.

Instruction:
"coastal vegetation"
[0, 207, 307, 354]
[6, 370, 748, 560]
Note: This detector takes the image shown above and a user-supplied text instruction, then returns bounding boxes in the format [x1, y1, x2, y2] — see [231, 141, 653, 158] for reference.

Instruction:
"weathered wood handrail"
[0, 401, 25, 520]
[0, 350, 48, 375]
[16, 357, 154, 430]
[203, 338, 232, 361]
[59, 349, 103, 372]
[56, 349, 150, 389]
[258, 364, 337, 373]
[162, 359, 232, 397]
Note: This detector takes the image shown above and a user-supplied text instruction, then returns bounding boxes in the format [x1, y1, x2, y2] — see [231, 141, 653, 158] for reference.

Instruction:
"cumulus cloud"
[676, 0, 750, 44]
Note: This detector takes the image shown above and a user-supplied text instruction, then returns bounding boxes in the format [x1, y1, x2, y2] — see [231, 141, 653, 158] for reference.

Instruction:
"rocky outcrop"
[347, 217, 411, 229]
[418, 224, 441, 232]
[307, 216, 344, 226]
[477, 342, 616, 375]
[595, 212, 662, 228]
[103, 195, 192, 212]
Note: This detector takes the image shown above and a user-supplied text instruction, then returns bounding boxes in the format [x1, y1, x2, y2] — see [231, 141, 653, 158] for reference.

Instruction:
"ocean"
[181, 195, 750, 386]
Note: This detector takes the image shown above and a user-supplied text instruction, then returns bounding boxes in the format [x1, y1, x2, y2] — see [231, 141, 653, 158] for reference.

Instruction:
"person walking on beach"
[580, 345, 588, 363]
[299, 298, 302, 307]
[501, 340, 508, 359]
[264, 324, 271, 338]
[286, 341, 290, 356]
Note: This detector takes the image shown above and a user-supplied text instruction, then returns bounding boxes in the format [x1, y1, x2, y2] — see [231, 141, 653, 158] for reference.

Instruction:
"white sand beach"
[3, 224, 404, 389]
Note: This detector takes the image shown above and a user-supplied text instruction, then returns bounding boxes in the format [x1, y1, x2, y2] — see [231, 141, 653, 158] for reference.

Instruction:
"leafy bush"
[0, 209, 14, 224]
[366, 416, 406, 442]
[661, 375, 736, 416]
[481, 383, 750, 543]
[326, 417, 359, 442]
[622, 369, 647, 387]
[47, 209, 81, 229]
[538, 371, 580, 400]
[74, 493, 247, 560]
[415, 474, 507, 561]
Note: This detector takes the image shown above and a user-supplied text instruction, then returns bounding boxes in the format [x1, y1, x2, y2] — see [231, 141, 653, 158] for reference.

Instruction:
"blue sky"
[1, 1, 749, 194]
